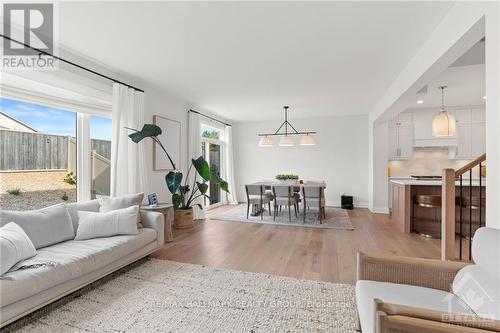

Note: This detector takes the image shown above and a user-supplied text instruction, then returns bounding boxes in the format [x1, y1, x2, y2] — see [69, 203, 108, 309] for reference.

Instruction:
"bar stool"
[413, 194, 441, 238]
[456, 196, 485, 239]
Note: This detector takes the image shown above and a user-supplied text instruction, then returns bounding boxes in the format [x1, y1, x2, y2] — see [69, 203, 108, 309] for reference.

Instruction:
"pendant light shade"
[279, 136, 294, 146]
[300, 134, 317, 146]
[258, 136, 273, 147]
[432, 86, 456, 137]
[432, 111, 456, 137]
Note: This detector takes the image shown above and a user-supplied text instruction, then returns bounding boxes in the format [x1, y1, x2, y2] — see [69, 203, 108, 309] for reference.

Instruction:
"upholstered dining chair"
[272, 185, 299, 222]
[245, 184, 273, 220]
[302, 185, 325, 223]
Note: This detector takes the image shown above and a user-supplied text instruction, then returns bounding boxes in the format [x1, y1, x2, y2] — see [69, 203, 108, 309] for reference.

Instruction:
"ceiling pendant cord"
[284, 106, 288, 136]
[440, 85, 450, 134]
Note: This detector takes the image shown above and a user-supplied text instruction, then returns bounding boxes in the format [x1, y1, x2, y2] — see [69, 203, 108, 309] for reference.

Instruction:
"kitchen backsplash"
[389, 148, 482, 178]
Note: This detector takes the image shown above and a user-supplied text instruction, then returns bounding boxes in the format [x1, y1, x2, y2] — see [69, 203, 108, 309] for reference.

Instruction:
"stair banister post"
[442, 168, 456, 260]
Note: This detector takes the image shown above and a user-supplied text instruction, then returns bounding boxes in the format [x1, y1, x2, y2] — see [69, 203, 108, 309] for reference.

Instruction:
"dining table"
[249, 180, 326, 216]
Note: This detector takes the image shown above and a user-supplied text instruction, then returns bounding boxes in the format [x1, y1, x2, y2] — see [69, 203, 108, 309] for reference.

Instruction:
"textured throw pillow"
[97, 193, 144, 223]
[0, 204, 74, 249]
[75, 205, 140, 241]
[0, 222, 37, 275]
[65, 199, 101, 235]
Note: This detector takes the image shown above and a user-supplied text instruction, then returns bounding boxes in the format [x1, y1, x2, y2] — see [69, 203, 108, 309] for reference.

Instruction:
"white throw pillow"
[75, 206, 140, 240]
[0, 222, 37, 275]
[0, 204, 74, 249]
[97, 193, 144, 223]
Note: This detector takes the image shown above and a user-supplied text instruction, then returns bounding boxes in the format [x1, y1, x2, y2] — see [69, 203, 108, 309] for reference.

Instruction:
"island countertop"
[389, 178, 486, 187]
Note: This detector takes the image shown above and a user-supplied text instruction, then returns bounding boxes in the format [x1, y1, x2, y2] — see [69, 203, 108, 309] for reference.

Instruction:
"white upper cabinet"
[388, 113, 413, 160]
[455, 125, 472, 159]
[471, 123, 486, 157]
[450, 107, 485, 160]
[471, 108, 486, 124]
[450, 109, 471, 125]
[398, 126, 414, 159]
[388, 107, 485, 161]
[398, 112, 413, 127]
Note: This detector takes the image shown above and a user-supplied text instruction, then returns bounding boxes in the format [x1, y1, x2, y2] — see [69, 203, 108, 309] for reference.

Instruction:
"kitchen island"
[390, 178, 485, 235]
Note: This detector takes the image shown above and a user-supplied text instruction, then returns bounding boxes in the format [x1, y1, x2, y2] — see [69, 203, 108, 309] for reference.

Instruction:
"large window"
[0, 97, 111, 210]
[90, 115, 112, 198]
[201, 124, 224, 207]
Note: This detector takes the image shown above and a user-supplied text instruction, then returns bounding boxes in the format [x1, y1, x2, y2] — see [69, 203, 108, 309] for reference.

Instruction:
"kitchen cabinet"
[451, 109, 471, 125]
[456, 124, 472, 159]
[451, 108, 485, 160]
[471, 108, 486, 124]
[390, 181, 411, 233]
[471, 123, 486, 157]
[388, 113, 413, 160]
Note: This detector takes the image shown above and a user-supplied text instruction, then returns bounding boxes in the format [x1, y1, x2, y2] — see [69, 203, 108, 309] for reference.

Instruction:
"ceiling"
[58, 2, 454, 122]
[408, 39, 485, 111]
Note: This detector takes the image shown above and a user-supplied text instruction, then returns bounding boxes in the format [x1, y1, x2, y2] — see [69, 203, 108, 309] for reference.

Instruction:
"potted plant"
[275, 174, 299, 184]
[127, 124, 229, 229]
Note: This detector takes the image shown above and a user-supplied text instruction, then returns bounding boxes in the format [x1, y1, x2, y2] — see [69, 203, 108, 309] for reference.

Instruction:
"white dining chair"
[302, 185, 325, 223]
[245, 185, 273, 220]
[272, 185, 299, 222]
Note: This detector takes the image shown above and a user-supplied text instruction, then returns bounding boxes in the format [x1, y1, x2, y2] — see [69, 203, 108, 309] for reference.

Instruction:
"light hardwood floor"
[152, 205, 441, 284]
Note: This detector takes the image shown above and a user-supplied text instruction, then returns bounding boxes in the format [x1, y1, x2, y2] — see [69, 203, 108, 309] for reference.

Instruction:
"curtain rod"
[0, 34, 145, 93]
[189, 109, 231, 127]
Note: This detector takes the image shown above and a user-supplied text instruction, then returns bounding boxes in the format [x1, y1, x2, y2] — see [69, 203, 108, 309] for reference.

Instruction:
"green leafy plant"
[64, 172, 76, 185]
[61, 192, 69, 201]
[6, 188, 21, 196]
[127, 124, 229, 210]
[275, 174, 299, 181]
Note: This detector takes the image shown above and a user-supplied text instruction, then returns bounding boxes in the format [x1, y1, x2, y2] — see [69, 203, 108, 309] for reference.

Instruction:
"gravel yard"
[0, 171, 76, 210]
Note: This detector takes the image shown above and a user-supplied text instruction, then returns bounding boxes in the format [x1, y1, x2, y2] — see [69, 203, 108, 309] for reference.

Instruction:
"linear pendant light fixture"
[258, 106, 317, 147]
[432, 86, 456, 137]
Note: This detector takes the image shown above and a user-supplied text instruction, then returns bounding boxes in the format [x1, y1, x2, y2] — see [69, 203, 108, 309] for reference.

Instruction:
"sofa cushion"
[65, 199, 101, 235]
[356, 280, 476, 333]
[451, 227, 500, 320]
[453, 265, 500, 320]
[75, 206, 139, 240]
[97, 193, 144, 223]
[0, 228, 157, 307]
[0, 204, 74, 249]
[0, 223, 37, 275]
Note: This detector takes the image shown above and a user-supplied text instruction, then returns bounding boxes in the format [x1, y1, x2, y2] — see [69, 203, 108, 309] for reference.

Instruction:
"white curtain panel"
[110, 83, 148, 197]
[224, 125, 238, 204]
[188, 112, 205, 220]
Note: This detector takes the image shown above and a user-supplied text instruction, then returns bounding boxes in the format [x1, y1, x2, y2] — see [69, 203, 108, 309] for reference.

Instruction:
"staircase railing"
[441, 153, 486, 261]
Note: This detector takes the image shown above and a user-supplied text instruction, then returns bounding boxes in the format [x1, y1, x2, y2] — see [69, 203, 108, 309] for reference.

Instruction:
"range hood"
[414, 137, 458, 147]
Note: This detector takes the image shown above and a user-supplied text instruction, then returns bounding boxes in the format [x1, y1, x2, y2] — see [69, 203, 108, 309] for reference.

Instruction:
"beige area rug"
[4, 258, 358, 333]
[210, 204, 354, 230]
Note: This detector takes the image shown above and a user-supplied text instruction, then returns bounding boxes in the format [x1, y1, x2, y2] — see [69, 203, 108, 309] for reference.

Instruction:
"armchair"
[355, 227, 500, 333]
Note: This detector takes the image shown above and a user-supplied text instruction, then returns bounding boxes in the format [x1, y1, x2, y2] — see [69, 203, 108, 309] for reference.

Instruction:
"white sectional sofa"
[0, 199, 164, 327]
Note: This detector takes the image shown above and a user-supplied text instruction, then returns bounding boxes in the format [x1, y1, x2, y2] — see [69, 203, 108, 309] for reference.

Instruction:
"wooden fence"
[0, 130, 111, 171]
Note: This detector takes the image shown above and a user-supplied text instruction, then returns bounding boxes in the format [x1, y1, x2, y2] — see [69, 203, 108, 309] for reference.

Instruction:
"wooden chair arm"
[357, 252, 470, 291]
[375, 300, 500, 332]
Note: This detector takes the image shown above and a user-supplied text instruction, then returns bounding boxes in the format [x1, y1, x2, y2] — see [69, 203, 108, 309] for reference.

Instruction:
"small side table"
[140, 203, 174, 243]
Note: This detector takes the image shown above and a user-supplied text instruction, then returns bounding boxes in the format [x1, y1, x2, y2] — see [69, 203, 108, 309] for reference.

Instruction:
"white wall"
[142, 86, 189, 203]
[369, 122, 388, 213]
[233, 115, 369, 207]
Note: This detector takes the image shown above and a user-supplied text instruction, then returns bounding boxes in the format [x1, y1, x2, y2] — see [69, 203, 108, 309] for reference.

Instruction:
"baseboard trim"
[369, 206, 390, 214]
